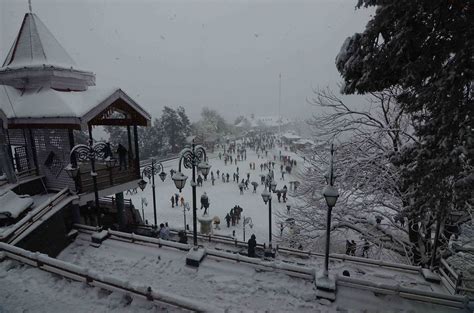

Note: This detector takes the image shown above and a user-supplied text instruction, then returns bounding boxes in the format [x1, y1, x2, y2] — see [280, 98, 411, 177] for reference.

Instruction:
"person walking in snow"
[200, 192, 210, 215]
[171, 195, 175, 208]
[175, 193, 179, 205]
[230, 209, 236, 226]
[248, 234, 257, 257]
[362, 240, 370, 258]
[159, 223, 170, 240]
[276, 190, 282, 202]
[117, 144, 128, 170]
[197, 175, 203, 187]
[225, 213, 231, 228]
[226, 173, 230, 183]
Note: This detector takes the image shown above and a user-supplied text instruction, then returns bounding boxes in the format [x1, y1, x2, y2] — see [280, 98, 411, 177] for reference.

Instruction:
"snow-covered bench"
[0, 189, 34, 226]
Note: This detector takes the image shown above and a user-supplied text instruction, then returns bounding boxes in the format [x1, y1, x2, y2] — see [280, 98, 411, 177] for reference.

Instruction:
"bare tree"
[278, 87, 419, 263]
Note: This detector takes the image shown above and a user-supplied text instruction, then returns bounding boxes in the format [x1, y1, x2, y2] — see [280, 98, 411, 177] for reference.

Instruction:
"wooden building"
[0, 12, 150, 228]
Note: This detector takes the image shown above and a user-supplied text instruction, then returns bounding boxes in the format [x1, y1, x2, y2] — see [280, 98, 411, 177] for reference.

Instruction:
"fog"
[1, 0, 372, 122]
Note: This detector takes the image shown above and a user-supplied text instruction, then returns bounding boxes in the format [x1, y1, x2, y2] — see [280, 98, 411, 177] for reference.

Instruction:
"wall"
[16, 203, 75, 257]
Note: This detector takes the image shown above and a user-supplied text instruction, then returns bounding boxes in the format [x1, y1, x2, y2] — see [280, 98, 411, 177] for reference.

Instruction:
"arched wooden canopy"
[1, 87, 151, 130]
[83, 89, 150, 128]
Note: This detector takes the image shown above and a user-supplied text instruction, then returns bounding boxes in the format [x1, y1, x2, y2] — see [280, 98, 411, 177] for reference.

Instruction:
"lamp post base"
[421, 268, 441, 283]
[264, 247, 275, 258]
[185, 246, 206, 267]
[198, 215, 213, 235]
[315, 271, 336, 301]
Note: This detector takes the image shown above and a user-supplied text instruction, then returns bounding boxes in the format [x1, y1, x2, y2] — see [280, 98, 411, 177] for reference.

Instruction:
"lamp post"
[137, 159, 166, 227]
[322, 144, 339, 278]
[172, 140, 211, 246]
[243, 216, 254, 241]
[261, 172, 277, 255]
[66, 140, 109, 227]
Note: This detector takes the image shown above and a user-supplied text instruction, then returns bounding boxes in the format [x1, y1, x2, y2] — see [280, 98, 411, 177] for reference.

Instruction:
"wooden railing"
[76, 162, 139, 194]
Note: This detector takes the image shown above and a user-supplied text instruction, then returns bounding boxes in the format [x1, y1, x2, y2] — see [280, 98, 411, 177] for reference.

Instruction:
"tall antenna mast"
[278, 73, 281, 136]
[28, 0, 32, 12]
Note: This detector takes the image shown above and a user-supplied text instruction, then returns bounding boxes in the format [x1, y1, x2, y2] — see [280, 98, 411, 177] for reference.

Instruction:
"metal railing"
[439, 258, 474, 297]
[0, 242, 213, 312]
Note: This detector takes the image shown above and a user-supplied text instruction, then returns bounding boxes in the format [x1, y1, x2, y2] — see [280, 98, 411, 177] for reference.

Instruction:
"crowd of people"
[153, 133, 302, 257]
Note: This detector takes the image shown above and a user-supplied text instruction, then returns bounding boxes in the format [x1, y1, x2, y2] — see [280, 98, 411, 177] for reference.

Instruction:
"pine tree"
[336, 0, 473, 264]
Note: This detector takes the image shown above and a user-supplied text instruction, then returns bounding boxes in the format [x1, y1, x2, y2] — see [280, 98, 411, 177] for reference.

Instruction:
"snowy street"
[129, 143, 302, 247]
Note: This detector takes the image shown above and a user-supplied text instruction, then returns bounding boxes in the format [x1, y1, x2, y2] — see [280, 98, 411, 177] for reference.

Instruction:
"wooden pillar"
[127, 126, 133, 168]
[115, 192, 125, 230]
[28, 129, 39, 176]
[133, 125, 140, 176]
[68, 129, 81, 193]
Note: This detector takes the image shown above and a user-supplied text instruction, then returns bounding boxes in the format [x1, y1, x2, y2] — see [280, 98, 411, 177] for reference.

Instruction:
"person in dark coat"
[276, 190, 282, 202]
[178, 230, 188, 244]
[200, 192, 210, 215]
[225, 213, 231, 228]
[117, 144, 128, 170]
[248, 234, 257, 257]
[197, 175, 203, 187]
[171, 195, 175, 208]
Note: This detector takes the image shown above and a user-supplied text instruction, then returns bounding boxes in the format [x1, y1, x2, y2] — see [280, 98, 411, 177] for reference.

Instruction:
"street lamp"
[322, 144, 339, 278]
[243, 216, 254, 241]
[261, 178, 275, 256]
[172, 140, 210, 246]
[66, 140, 108, 227]
[138, 159, 166, 227]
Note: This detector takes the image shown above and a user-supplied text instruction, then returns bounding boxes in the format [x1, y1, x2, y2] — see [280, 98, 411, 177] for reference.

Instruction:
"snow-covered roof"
[294, 139, 315, 146]
[281, 132, 301, 140]
[3, 13, 75, 69]
[236, 115, 291, 129]
[0, 85, 151, 129]
[0, 13, 94, 90]
[0, 189, 33, 219]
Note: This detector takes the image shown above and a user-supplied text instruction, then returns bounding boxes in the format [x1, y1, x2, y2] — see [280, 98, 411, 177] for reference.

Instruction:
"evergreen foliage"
[336, 0, 473, 264]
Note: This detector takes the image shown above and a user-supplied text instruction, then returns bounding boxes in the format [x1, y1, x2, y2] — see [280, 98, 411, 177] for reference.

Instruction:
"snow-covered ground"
[0, 258, 186, 313]
[50, 233, 465, 312]
[129, 144, 303, 245]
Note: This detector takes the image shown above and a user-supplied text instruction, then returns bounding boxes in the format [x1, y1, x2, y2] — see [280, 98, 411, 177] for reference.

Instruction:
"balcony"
[74, 160, 140, 194]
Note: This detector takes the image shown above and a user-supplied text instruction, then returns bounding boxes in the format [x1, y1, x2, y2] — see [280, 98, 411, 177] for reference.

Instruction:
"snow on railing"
[72, 227, 471, 308]
[0, 242, 215, 312]
[337, 274, 468, 309]
[0, 188, 72, 243]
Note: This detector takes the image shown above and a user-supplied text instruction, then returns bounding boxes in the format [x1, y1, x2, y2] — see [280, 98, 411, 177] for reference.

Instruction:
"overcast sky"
[1, 0, 372, 122]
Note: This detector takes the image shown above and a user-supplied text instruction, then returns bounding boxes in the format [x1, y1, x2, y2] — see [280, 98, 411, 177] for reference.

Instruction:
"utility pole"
[278, 73, 282, 136]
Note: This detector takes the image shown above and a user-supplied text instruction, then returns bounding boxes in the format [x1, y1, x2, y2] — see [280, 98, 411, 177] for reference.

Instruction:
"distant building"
[235, 115, 291, 133]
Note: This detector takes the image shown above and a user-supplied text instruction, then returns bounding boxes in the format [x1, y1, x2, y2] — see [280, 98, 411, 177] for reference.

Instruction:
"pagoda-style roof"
[0, 13, 94, 91]
[0, 12, 150, 130]
[0, 86, 151, 129]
